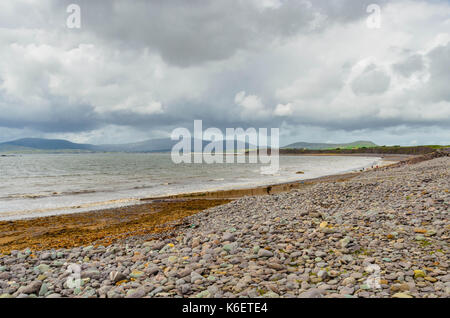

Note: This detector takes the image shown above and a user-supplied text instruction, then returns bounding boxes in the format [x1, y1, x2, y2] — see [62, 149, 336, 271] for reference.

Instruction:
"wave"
[4, 189, 98, 200]
[0, 197, 141, 221]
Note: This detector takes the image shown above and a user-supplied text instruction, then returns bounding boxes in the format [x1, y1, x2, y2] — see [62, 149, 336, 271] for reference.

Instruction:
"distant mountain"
[0, 138, 95, 152]
[282, 140, 378, 150]
[0, 138, 255, 153]
[95, 138, 174, 153]
[97, 138, 254, 153]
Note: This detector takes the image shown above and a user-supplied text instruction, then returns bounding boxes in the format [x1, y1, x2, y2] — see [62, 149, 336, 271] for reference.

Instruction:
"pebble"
[257, 249, 273, 258]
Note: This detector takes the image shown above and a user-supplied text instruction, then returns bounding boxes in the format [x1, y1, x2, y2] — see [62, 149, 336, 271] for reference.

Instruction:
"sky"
[0, 0, 449, 147]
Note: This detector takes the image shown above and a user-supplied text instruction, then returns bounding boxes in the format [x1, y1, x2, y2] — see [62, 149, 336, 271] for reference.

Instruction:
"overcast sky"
[0, 0, 449, 146]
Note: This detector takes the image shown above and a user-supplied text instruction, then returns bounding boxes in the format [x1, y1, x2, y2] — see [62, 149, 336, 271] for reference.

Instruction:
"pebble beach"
[0, 154, 449, 298]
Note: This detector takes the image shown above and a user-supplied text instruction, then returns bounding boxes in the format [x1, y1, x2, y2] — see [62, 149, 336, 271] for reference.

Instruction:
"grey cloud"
[351, 65, 391, 96]
[49, 0, 386, 67]
[312, 0, 390, 22]
[76, 0, 316, 67]
[393, 54, 425, 77]
[0, 0, 449, 145]
[283, 112, 450, 132]
[424, 43, 450, 102]
[0, 95, 100, 133]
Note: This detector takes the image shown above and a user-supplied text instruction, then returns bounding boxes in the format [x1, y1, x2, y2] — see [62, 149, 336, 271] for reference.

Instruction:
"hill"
[0, 138, 95, 153]
[280, 145, 449, 155]
[282, 140, 378, 150]
[0, 138, 255, 154]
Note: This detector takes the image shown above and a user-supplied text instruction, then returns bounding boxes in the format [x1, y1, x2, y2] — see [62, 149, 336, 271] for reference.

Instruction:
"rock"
[392, 292, 413, 298]
[223, 244, 236, 253]
[390, 283, 410, 292]
[319, 221, 328, 229]
[191, 238, 200, 248]
[180, 284, 191, 294]
[39, 283, 48, 296]
[46, 293, 62, 298]
[149, 241, 166, 250]
[40, 252, 51, 260]
[268, 263, 284, 270]
[329, 270, 340, 278]
[299, 288, 323, 298]
[341, 255, 353, 263]
[351, 272, 363, 279]
[177, 268, 192, 278]
[81, 270, 101, 280]
[129, 270, 144, 279]
[393, 243, 404, 249]
[315, 251, 327, 258]
[414, 270, 426, 279]
[342, 277, 356, 286]
[0, 272, 10, 280]
[317, 270, 328, 280]
[145, 267, 160, 276]
[20, 281, 42, 295]
[340, 287, 354, 295]
[35, 264, 50, 274]
[109, 271, 127, 284]
[257, 249, 273, 258]
[167, 256, 178, 263]
[126, 287, 146, 298]
[263, 291, 280, 298]
[340, 237, 352, 248]
[207, 275, 216, 282]
[439, 274, 450, 282]
[195, 290, 211, 298]
[424, 276, 437, 283]
[222, 232, 236, 242]
[191, 271, 204, 283]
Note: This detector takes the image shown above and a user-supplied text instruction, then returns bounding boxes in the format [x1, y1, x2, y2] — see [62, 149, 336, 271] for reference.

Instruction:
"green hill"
[282, 140, 378, 150]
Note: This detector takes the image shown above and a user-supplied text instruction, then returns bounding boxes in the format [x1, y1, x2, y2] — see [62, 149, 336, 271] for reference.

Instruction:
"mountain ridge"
[0, 138, 256, 153]
[282, 140, 378, 150]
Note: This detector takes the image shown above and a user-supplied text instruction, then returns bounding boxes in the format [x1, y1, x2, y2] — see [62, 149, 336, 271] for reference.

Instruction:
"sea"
[0, 153, 383, 220]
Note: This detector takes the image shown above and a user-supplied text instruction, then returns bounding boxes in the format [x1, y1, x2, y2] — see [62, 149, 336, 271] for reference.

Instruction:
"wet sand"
[0, 199, 231, 254]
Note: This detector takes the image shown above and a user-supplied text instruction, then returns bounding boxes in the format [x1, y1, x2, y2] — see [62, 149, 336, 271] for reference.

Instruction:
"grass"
[281, 145, 449, 155]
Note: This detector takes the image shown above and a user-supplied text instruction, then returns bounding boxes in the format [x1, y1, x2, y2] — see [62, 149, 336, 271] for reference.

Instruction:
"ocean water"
[0, 153, 382, 220]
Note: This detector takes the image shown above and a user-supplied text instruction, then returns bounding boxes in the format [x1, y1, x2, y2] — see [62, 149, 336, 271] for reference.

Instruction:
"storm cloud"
[0, 0, 449, 146]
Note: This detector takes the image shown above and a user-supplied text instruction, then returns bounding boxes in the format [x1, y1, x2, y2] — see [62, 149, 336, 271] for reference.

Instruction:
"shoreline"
[0, 153, 397, 222]
[0, 155, 400, 253]
[0, 170, 373, 254]
[141, 156, 402, 201]
[0, 152, 448, 298]
[0, 154, 410, 254]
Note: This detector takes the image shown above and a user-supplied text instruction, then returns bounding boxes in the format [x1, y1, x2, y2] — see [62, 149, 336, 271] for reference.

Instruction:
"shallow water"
[0, 153, 382, 220]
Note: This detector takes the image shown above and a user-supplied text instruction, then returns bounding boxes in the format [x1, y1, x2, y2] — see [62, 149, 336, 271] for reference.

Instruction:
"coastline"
[0, 154, 406, 253]
[0, 151, 448, 298]
[0, 153, 390, 221]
